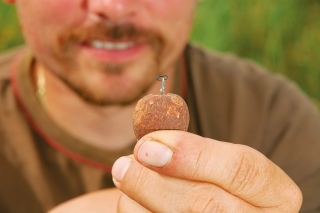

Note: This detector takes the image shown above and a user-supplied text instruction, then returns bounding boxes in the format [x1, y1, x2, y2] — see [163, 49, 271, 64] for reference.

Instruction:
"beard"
[45, 21, 165, 106]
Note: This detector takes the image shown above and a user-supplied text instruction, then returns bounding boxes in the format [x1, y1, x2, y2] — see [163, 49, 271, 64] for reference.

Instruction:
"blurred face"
[15, 0, 196, 105]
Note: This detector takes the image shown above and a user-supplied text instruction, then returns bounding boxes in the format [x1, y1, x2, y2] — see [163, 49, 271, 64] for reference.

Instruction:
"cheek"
[146, 0, 195, 16]
[146, 0, 196, 43]
[36, 0, 85, 26]
[144, 0, 195, 65]
[17, 0, 87, 52]
[17, 0, 85, 33]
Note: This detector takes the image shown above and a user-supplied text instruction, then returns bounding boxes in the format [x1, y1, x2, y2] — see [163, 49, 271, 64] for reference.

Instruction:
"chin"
[65, 75, 152, 106]
[79, 90, 145, 106]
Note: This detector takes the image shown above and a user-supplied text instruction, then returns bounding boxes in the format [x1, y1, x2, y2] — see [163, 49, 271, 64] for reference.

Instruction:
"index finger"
[133, 130, 302, 211]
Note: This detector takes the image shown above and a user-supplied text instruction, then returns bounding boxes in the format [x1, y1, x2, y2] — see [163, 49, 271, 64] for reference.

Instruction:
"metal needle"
[157, 75, 168, 95]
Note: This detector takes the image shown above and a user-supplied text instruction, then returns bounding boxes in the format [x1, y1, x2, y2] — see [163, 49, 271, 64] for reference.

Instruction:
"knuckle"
[186, 183, 223, 213]
[294, 189, 303, 211]
[228, 146, 269, 194]
[285, 182, 303, 212]
[189, 198, 222, 213]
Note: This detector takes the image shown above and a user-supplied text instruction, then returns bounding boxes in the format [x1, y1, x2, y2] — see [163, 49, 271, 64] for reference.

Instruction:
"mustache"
[58, 21, 164, 50]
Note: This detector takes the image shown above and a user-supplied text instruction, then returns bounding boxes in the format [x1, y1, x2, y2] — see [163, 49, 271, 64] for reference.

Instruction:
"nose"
[88, 0, 138, 22]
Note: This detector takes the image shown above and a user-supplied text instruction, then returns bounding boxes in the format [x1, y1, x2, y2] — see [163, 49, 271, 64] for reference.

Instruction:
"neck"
[33, 63, 176, 151]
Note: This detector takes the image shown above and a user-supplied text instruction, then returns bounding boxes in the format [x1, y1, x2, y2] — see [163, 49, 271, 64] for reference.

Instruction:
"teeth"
[92, 40, 104, 49]
[91, 40, 135, 50]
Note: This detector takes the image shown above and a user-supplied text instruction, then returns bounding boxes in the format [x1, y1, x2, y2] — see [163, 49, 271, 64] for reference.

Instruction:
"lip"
[81, 40, 147, 63]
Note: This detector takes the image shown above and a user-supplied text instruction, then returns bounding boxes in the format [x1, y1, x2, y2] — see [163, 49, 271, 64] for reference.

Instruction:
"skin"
[4, 0, 303, 212]
[9, 0, 196, 150]
[16, 0, 195, 105]
[113, 131, 303, 212]
[48, 188, 120, 213]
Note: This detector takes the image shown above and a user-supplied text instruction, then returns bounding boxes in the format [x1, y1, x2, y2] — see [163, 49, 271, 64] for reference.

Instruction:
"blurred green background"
[1, 1, 320, 109]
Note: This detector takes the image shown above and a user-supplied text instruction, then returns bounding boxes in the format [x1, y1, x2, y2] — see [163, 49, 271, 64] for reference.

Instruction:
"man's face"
[15, 0, 196, 105]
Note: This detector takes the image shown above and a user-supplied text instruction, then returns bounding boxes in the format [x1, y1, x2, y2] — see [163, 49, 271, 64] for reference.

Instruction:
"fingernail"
[138, 140, 173, 167]
[112, 156, 131, 182]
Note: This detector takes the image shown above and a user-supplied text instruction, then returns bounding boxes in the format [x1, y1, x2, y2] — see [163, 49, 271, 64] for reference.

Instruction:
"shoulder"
[184, 42, 319, 144]
[185, 42, 287, 109]
[185, 42, 281, 85]
[0, 45, 28, 81]
[184, 42, 311, 104]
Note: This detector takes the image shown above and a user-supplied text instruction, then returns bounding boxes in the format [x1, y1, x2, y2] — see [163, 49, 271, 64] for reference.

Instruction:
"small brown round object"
[133, 93, 189, 139]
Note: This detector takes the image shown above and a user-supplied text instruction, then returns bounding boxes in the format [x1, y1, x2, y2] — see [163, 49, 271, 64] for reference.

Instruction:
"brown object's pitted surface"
[133, 93, 189, 139]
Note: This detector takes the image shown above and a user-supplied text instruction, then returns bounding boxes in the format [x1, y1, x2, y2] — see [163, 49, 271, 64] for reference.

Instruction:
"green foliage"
[191, 0, 320, 106]
[1, 1, 320, 108]
[0, 2, 24, 51]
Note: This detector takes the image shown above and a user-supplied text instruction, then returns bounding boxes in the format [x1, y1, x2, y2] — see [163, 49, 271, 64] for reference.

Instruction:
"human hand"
[112, 131, 302, 212]
[47, 188, 120, 213]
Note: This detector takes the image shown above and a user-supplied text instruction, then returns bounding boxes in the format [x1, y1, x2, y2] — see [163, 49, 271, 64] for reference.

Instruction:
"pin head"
[157, 75, 168, 95]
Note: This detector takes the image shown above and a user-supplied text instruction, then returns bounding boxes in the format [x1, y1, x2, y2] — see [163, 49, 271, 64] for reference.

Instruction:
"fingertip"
[112, 156, 132, 182]
[112, 177, 120, 188]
